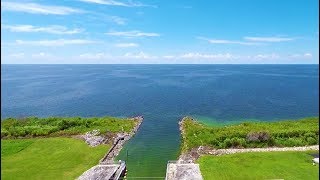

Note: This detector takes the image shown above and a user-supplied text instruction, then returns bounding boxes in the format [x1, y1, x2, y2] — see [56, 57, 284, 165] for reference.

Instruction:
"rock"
[313, 158, 319, 164]
[81, 129, 105, 147]
[246, 131, 270, 142]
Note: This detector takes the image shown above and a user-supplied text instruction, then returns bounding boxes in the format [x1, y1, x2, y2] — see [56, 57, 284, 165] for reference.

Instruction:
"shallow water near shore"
[1, 64, 319, 178]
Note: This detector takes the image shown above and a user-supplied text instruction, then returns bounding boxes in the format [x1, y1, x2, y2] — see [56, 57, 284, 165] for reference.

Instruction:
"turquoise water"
[1, 64, 319, 178]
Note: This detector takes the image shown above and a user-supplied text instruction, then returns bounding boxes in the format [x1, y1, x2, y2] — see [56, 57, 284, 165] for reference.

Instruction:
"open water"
[1, 64, 319, 178]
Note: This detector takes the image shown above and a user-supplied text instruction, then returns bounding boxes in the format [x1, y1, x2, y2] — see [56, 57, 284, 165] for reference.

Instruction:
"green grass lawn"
[198, 151, 319, 180]
[1, 137, 111, 180]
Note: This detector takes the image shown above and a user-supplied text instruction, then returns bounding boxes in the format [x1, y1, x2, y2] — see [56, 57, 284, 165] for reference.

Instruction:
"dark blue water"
[1, 64, 319, 178]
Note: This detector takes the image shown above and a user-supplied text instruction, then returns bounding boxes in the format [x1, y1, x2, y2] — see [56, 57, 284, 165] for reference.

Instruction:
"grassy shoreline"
[1, 116, 139, 139]
[179, 117, 319, 179]
[180, 116, 319, 152]
[1, 116, 141, 180]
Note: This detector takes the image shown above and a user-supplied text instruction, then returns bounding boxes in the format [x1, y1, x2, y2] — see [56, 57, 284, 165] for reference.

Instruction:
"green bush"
[230, 137, 247, 148]
[209, 139, 219, 147]
[1, 129, 9, 138]
[223, 138, 232, 148]
[306, 137, 317, 145]
[304, 132, 317, 139]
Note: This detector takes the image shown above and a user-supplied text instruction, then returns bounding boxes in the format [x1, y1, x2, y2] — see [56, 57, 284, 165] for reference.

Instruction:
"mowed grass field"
[198, 151, 319, 180]
[1, 137, 110, 180]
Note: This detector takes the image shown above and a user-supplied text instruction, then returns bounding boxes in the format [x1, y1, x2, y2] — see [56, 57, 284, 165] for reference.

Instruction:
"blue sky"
[1, 0, 319, 64]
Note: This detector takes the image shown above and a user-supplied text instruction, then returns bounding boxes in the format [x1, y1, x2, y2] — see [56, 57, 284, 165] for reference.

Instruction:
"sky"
[1, 0, 319, 64]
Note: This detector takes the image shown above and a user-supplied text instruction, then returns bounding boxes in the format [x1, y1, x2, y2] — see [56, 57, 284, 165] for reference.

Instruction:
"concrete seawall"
[77, 116, 143, 180]
[165, 161, 203, 180]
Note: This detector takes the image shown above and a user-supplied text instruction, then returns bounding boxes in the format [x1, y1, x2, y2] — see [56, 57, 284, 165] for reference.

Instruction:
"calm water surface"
[1, 64, 319, 178]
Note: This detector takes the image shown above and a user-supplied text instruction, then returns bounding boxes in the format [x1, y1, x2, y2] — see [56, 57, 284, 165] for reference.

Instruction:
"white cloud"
[115, 43, 139, 47]
[179, 52, 237, 59]
[109, 16, 127, 25]
[3, 51, 317, 64]
[8, 53, 25, 58]
[197, 37, 261, 45]
[31, 52, 52, 58]
[78, 0, 156, 7]
[77, 52, 236, 60]
[198, 36, 294, 45]
[163, 55, 175, 59]
[1, 2, 84, 15]
[290, 53, 313, 58]
[79, 53, 111, 59]
[304, 53, 313, 57]
[77, 51, 157, 60]
[252, 53, 280, 59]
[123, 52, 157, 59]
[207, 39, 259, 45]
[244, 36, 294, 42]
[3, 25, 83, 34]
[15, 39, 96, 46]
[106, 30, 160, 37]
[78, 13, 127, 25]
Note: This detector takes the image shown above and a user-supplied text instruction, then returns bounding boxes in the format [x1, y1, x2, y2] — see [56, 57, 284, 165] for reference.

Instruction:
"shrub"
[1, 129, 9, 138]
[220, 138, 232, 148]
[8, 127, 27, 137]
[267, 137, 276, 146]
[287, 130, 305, 137]
[230, 137, 247, 148]
[306, 137, 317, 145]
[209, 139, 219, 147]
[57, 119, 78, 130]
[279, 138, 304, 147]
[303, 132, 317, 139]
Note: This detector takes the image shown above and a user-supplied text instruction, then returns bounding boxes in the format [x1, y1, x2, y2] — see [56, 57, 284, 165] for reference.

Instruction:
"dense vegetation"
[1, 137, 110, 180]
[181, 117, 319, 151]
[1, 116, 138, 138]
[198, 151, 319, 180]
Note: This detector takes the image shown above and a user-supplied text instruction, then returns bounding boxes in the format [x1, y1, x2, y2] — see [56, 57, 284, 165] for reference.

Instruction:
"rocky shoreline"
[179, 145, 319, 163]
[100, 116, 143, 164]
[77, 116, 143, 180]
[77, 116, 143, 163]
[178, 116, 194, 155]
